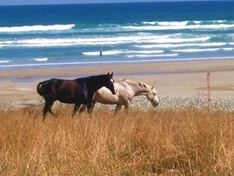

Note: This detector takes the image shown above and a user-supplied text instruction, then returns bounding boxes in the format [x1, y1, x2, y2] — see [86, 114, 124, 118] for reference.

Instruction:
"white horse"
[80, 78, 159, 114]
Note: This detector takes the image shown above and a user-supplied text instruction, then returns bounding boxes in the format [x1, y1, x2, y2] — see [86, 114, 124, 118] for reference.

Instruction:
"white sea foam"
[123, 23, 234, 31]
[83, 50, 122, 56]
[222, 48, 234, 51]
[142, 20, 229, 26]
[0, 24, 75, 33]
[83, 50, 164, 56]
[0, 60, 9, 64]
[126, 53, 178, 58]
[0, 35, 210, 48]
[134, 42, 226, 49]
[34, 58, 48, 62]
[172, 48, 220, 53]
[158, 21, 188, 26]
[142, 21, 157, 25]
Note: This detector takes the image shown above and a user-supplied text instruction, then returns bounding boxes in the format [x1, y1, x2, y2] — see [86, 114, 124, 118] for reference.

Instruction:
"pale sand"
[0, 59, 233, 108]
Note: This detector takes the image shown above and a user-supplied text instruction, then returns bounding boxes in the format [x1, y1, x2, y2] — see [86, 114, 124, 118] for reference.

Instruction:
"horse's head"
[146, 86, 159, 107]
[105, 72, 116, 94]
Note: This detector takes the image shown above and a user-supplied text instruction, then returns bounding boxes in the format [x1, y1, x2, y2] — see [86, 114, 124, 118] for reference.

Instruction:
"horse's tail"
[37, 81, 45, 96]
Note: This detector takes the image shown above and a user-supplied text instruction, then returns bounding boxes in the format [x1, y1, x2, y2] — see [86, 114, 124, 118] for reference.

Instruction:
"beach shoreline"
[1, 58, 234, 78]
[0, 59, 233, 109]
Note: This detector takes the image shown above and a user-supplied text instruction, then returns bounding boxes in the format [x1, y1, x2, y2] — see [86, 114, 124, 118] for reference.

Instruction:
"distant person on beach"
[100, 45, 103, 56]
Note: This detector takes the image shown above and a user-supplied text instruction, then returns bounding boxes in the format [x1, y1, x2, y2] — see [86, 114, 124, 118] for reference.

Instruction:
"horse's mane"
[117, 78, 151, 90]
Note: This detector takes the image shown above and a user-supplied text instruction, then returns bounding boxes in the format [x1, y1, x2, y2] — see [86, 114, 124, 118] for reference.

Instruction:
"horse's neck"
[128, 82, 149, 96]
[86, 76, 105, 92]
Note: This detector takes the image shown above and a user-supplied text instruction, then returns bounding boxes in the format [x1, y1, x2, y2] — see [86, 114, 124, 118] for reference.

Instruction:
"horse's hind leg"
[42, 99, 55, 120]
[42, 102, 49, 120]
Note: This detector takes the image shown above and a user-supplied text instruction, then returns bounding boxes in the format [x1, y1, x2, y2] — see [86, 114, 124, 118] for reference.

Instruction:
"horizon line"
[0, 0, 229, 7]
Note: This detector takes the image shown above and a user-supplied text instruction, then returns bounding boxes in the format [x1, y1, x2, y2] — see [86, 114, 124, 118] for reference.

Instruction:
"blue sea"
[0, 1, 234, 70]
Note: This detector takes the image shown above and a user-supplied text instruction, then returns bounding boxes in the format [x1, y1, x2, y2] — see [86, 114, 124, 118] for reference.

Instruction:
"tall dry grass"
[0, 106, 234, 175]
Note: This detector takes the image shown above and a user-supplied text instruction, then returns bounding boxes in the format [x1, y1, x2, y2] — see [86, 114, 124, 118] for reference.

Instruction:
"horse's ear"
[151, 86, 154, 89]
[108, 72, 113, 77]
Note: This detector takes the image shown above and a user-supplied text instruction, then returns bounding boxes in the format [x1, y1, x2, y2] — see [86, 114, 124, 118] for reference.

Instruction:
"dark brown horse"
[37, 72, 115, 120]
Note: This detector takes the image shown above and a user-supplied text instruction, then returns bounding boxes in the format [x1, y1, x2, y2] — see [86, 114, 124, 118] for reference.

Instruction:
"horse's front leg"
[79, 104, 87, 114]
[87, 101, 96, 114]
[124, 104, 129, 114]
[115, 104, 122, 115]
[86, 101, 94, 115]
[72, 103, 81, 117]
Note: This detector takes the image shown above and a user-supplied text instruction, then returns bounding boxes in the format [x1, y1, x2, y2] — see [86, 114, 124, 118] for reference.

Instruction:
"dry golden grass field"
[1, 105, 234, 176]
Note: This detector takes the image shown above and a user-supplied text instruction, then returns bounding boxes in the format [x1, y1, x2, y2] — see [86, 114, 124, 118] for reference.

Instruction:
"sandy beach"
[0, 59, 234, 109]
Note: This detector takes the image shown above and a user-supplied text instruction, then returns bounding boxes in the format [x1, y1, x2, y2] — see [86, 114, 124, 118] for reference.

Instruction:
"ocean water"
[0, 1, 234, 70]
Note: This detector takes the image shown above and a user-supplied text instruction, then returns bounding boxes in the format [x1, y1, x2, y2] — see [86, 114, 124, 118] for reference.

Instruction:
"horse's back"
[116, 80, 135, 98]
[53, 79, 86, 102]
[38, 78, 82, 98]
[94, 82, 130, 104]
